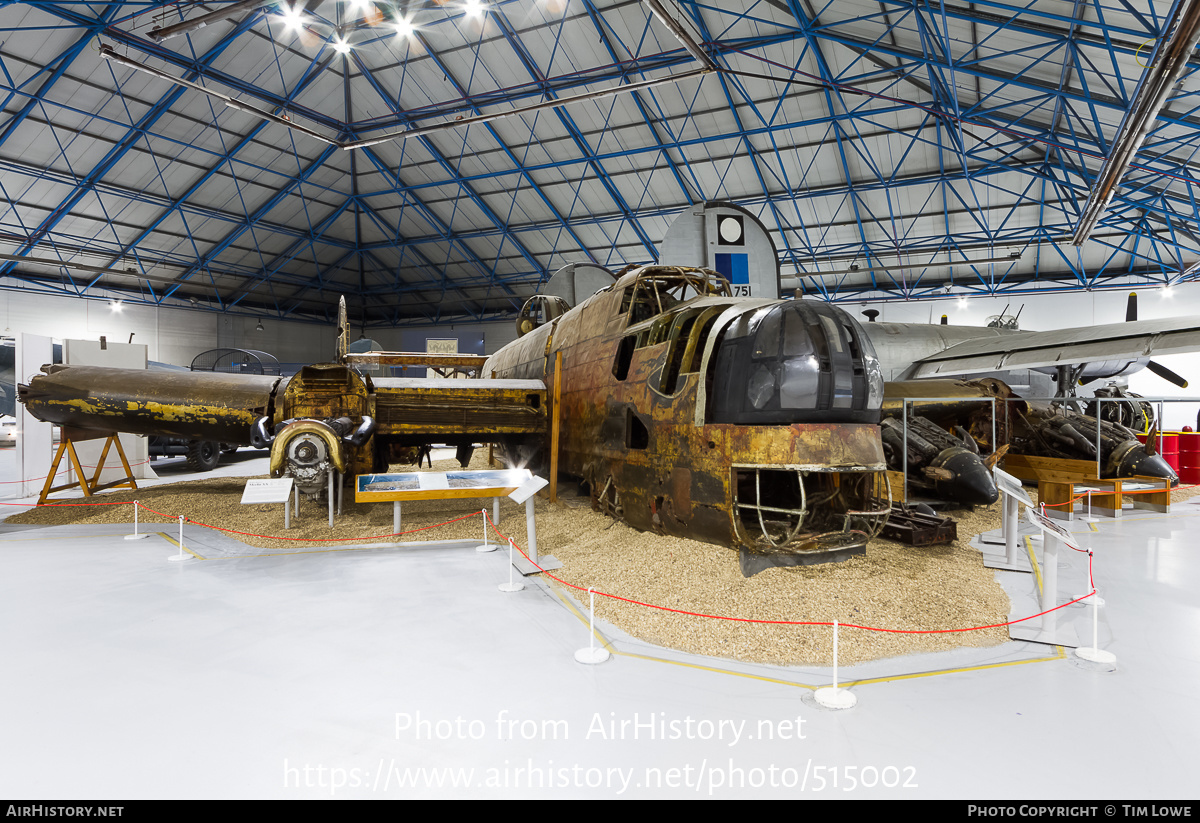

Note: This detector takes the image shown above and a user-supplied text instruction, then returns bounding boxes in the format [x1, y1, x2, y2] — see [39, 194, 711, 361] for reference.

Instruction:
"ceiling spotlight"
[463, 0, 486, 18]
[280, 3, 304, 31]
[111, 301, 122, 313]
[958, 297, 968, 308]
[394, 16, 415, 38]
[333, 36, 352, 55]
[256, 320, 265, 332]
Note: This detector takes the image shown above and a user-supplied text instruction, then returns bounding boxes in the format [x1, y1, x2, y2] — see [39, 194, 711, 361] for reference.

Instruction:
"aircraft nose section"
[930, 447, 1000, 505]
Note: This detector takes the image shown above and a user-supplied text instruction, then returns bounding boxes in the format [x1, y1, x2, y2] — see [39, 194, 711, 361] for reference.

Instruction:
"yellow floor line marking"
[158, 531, 205, 561]
[550, 587, 1064, 691]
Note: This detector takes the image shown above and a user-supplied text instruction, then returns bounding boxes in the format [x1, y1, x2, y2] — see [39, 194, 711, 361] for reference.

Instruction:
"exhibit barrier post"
[574, 587, 611, 665]
[476, 508, 496, 553]
[1075, 551, 1117, 666]
[813, 620, 857, 709]
[498, 538, 524, 593]
[125, 501, 149, 541]
[1080, 489, 1098, 523]
[168, 514, 192, 563]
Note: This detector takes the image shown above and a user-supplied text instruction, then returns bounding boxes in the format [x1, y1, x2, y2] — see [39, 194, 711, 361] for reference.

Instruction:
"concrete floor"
[0, 446, 1196, 799]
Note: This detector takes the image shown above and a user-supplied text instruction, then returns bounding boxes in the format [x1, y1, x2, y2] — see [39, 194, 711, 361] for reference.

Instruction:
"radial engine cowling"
[269, 419, 347, 497]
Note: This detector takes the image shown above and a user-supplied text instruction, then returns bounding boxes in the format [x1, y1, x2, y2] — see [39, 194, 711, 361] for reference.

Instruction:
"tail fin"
[336, 296, 348, 363]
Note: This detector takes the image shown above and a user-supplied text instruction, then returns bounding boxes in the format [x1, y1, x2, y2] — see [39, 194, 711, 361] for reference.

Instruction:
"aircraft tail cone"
[1115, 446, 1179, 486]
[930, 448, 1000, 505]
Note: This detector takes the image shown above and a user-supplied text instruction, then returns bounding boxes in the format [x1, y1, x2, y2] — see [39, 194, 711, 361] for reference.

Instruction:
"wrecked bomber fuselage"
[487, 266, 891, 576]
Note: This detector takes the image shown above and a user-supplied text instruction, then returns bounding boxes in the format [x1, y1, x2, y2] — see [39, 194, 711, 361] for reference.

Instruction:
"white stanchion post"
[1080, 489, 1098, 523]
[125, 500, 149, 540]
[168, 514, 192, 562]
[476, 508, 496, 552]
[498, 538, 524, 592]
[327, 471, 334, 528]
[575, 587, 611, 664]
[1075, 551, 1117, 665]
[814, 620, 857, 709]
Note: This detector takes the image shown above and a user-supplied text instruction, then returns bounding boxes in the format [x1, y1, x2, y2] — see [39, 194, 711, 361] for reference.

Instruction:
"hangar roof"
[0, 0, 1197, 325]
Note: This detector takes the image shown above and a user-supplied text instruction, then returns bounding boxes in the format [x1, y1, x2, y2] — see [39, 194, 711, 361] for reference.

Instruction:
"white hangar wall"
[0, 290, 334, 368]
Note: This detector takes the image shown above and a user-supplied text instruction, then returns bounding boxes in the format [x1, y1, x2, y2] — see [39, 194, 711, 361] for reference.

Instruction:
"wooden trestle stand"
[38, 428, 138, 505]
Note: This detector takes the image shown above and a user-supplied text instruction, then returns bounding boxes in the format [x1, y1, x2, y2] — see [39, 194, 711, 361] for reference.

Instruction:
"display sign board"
[426, 338, 459, 354]
[994, 466, 1033, 506]
[356, 469, 532, 502]
[241, 477, 294, 505]
[1025, 507, 1080, 549]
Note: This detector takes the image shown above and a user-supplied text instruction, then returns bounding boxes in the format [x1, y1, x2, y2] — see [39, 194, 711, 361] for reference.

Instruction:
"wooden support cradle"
[38, 428, 138, 505]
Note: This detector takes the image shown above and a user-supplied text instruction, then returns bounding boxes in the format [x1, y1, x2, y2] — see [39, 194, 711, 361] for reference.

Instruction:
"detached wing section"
[372, 378, 547, 443]
[908, 316, 1200, 378]
[18, 364, 282, 443]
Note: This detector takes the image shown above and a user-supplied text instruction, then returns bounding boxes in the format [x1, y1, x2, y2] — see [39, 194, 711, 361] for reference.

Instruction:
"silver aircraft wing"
[907, 315, 1200, 378]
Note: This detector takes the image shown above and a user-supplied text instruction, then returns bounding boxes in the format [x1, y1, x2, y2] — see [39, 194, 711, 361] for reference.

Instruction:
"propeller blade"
[1126, 291, 1138, 322]
[1145, 420, 1159, 456]
[1146, 360, 1189, 388]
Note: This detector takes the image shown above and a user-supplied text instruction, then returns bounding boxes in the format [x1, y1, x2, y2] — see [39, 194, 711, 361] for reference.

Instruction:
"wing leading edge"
[907, 315, 1200, 378]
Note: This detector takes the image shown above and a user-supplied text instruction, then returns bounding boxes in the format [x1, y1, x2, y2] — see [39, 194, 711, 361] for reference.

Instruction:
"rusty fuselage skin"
[485, 266, 889, 568]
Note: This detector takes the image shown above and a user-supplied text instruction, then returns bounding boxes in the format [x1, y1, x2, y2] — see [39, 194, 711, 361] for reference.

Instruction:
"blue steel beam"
[0, 8, 264, 278]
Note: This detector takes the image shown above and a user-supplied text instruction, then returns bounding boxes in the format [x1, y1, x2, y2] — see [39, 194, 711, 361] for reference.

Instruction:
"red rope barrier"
[483, 512, 1099, 636]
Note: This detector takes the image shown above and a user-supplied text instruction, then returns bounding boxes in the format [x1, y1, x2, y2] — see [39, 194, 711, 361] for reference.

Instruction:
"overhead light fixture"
[463, 0, 486, 19]
[393, 16, 414, 38]
[111, 301, 122, 313]
[256, 320, 265, 332]
[280, 3, 305, 31]
[1071, 2, 1200, 245]
[332, 36, 352, 55]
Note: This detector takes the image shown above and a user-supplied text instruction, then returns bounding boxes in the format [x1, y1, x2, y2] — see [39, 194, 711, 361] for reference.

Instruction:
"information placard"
[241, 477, 295, 505]
[1026, 506, 1080, 549]
[994, 466, 1033, 506]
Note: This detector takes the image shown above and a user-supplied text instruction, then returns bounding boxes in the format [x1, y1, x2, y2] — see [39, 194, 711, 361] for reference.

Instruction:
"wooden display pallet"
[1002, 454, 1169, 520]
